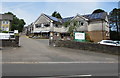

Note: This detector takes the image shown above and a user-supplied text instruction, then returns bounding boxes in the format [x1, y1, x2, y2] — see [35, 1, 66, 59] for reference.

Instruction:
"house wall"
[86, 20, 110, 42]
[33, 14, 67, 33]
[86, 31, 110, 42]
[54, 26, 68, 32]
[34, 15, 52, 33]
[72, 16, 88, 31]
[88, 20, 109, 32]
[0, 20, 11, 31]
[35, 15, 50, 24]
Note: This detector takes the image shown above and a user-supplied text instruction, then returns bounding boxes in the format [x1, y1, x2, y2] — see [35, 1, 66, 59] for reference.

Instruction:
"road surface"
[1, 35, 119, 77]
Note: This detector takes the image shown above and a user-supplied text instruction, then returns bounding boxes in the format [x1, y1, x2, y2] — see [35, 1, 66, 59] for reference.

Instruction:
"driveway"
[2, 35, 118, 63]
[1, 35, 119, 76]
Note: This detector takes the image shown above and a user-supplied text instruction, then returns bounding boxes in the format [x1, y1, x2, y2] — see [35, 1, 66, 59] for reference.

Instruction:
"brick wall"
[86, 31, 110, 42]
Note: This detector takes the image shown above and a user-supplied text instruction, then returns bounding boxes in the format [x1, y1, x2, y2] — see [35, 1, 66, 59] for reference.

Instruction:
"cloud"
[12, 8, 36, 25]
[2, 2, 37, 25]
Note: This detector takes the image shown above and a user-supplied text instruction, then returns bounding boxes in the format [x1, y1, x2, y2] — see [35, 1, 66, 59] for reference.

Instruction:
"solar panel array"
[43, 12, 107, 23]
[44, 14, 61, 22]
[83, 12, 107, 20]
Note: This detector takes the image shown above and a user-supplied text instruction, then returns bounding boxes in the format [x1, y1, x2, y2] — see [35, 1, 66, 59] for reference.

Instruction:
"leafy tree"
[52, 11, 62, 19]
[92, 9, 105, 13]
[52, 11, 57, 17]
[4, 12, 26, 32]
[63, 20, 71, 27]
[55, 13, 62, 19]
[109, 8, 120, 40]
[63, 20, 79, 33]
[0, 28, 2, 32]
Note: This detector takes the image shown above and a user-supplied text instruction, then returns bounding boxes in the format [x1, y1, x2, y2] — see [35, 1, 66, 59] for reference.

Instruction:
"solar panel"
[44, 14, 60, 22]
[88, 12, 106, 20]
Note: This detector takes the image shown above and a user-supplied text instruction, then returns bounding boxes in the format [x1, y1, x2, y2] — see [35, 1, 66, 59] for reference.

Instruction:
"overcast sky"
[1, 1, 119, 25]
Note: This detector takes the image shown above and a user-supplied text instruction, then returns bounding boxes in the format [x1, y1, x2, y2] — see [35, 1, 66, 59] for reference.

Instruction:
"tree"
[92, 9, 105, 13]
[109, 8, 120, 40]
[52, 11, 57, 17]
[63, 20, 79, 33]
[5, 12, 26, 32]
[52, 11, 62, 19]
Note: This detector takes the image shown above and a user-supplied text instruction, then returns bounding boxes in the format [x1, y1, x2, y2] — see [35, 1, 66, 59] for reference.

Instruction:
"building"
[0, 14, 13, 31]
[71, 12, 110, 42]
[29, 12, 110, 42]
[24, 23, 34, 35]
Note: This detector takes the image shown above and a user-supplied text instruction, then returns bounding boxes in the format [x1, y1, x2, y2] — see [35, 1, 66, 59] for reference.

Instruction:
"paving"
[2, 35, 118, 63]
[1, 35, 119, 76]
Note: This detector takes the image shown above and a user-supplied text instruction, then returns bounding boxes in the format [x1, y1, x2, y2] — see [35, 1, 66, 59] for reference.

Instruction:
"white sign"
[0, 33, 10, 39]
[75, 32, 85, 40]
[14, 30, 18, 33]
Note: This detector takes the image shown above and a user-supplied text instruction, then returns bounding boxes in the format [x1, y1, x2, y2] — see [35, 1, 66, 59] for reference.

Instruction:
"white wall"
[88, 20, 109, 32]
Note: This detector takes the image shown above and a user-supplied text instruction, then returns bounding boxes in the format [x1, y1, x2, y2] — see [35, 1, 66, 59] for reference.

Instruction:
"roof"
[34, 12, 108, 24]
[43, 14, 61, 22]
[82, 12, 107, 21]
[62, 17, 74, 23]
[62, 12, 107, 23]
[0, 14, 13, 20]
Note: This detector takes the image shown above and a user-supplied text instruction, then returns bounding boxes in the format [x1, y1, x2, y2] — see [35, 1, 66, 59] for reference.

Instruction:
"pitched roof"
[43, 14, 61, 22]
[35, 12, 107, 24]
[82, 12, 107, 20]
[62, 12, 107, 23]
[62, 17, 74, 23]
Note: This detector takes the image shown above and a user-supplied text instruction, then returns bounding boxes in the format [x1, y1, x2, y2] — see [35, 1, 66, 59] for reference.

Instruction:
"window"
[6, 21, 9, 24]
[35, 24, 41, 28]
[2, 21, 9, 24]
[79, 21, 84, 26]
[55, 24, 58, 27]
[81, 22, 84, 26]
[2, 21, 5, 24]
[44, 24, 50, 27]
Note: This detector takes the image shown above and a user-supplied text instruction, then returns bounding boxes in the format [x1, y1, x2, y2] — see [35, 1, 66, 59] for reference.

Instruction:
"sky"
[1, 1, 119, 26]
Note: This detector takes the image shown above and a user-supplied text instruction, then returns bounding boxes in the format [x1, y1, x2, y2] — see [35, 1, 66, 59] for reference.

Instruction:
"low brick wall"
[0, 36, 19, 47]
[50, 40, 120, 55]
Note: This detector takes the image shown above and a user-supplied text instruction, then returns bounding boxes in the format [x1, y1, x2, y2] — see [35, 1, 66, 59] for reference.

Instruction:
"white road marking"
[57, 74, 92, 77]
[1, 61, 118, 64]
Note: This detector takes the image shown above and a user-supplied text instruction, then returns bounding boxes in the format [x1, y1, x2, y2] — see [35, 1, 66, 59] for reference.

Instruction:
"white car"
[98, 40, 120, 46]
[114, 41, 120, 46]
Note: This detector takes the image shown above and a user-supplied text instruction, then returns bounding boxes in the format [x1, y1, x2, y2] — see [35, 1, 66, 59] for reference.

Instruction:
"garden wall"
[0, 36, 19, 47]
[50, 40, 120, 55]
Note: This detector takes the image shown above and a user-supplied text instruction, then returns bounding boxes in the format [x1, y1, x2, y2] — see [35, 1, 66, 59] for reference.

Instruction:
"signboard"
[74, 32, 85, 42]
[0, 33, 10, 39]
[14, 30, 18, 33]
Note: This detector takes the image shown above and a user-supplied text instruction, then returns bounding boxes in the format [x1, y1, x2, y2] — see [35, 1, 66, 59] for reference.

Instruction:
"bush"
[2, 31, 8, 33]
[15, 33, 19, 36]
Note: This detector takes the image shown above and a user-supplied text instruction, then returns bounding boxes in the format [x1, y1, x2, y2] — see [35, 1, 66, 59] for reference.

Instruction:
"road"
[1, 35, 119, 77]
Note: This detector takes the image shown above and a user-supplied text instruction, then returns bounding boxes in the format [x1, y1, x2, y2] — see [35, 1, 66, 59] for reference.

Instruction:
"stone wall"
[0, 36, 19, 47]
[50, 40, 120, 55]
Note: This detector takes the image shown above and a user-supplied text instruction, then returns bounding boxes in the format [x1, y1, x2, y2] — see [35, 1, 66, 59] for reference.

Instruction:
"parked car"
[114, 40, 120, 46]
[98, 40, 120, 46]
